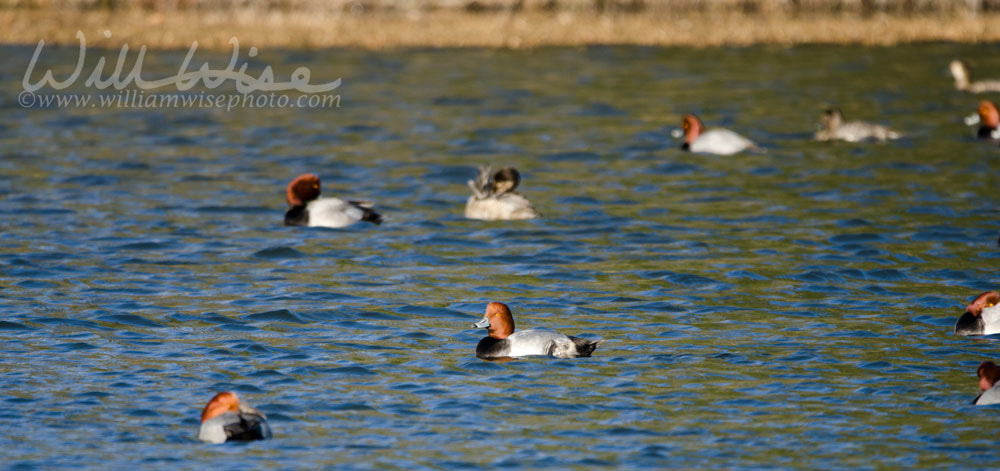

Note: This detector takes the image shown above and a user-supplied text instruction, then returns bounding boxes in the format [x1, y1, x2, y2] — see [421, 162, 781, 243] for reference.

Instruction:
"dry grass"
[1, 7, 1000, 49]
[1, 0, 994, 14]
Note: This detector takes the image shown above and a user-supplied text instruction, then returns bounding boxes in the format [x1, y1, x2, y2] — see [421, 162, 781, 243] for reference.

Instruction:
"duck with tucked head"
[973, 361, 1000, 405]
[198, 391, 272, 444]
[965, 100, 1000, 139]
[679, 114, 756, 155]
[472, 301, 603, 359]
[284, 173, 382, 228]
[950, 60, 1000, 93]
[465, 166, 539, 220]
[814, 108, 901, 142]
[954, 291, 1000, 336]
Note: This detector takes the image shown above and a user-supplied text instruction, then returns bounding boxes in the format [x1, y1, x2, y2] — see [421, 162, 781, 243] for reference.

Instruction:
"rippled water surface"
[2, 43, 1000, 470]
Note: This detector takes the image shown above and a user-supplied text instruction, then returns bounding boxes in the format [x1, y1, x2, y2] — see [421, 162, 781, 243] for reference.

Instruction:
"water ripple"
[1, 44, 998, 470]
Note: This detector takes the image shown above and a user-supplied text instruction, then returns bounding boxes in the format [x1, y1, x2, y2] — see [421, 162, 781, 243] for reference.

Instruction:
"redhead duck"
[950, 60, 1000, 93]
[954, 291, 1000, 336]
[198, 391, 272, 444]
[973, 361, 1000, 405]
[679, 114, 756, 155]
[284, 173, 382, 228]
[465, 166, 539, 220]
[965, 101, 1000, 139]
[814, 108, 901, 142]
[472, 301, 603, 359]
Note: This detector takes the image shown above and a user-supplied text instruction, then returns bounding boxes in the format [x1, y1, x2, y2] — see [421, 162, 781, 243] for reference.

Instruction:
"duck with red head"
[284, 173, 382, 228]
[970, 101, 1000, 139]
[198, 391, 272, 444]
[472, 301, 603, 359]
[973, 361, 1000, 405]
[955, 291, 1000, 336]
[679, 114, 756, 155]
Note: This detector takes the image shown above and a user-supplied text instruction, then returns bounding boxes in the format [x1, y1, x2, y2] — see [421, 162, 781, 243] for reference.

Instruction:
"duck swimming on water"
[814, 108, 900, 142]
[472, 301, 603, 359]
[965, 101, 1000, 140]
[973, 361, 1000, 405]
[950, 60, 1000, 93]
[679, 114, 757, 155]
[284, 173, 382, 228]
[954, 290, 1000, 336]
[198, 391, 272, 444]
[465, 166, 539, 220]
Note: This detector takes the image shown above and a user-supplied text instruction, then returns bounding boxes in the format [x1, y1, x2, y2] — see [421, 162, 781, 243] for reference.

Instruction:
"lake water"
[1, 42, 999, 470]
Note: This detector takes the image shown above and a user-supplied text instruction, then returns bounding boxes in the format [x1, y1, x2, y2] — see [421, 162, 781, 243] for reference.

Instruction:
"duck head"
[821, 108, 844, 131]
[286, 174, 321, 207]
[978, 361, 999, 392]
[979, 101, 999, 129]
[950, 60, 971, 89]
[201, 391, 263, 422]
[491, 168, 521, 195]
[201, 391, 241, 422]
[681, 114, 703, 149]
[955, 290, 999, 335]
[473, 301, 515, 339]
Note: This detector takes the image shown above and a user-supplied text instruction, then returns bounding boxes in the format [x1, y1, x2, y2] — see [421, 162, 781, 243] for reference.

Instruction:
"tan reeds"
[1, 1, 999, 49]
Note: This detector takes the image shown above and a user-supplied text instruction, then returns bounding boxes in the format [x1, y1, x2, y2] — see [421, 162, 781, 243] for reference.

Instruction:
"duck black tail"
[350, 201, 383, 225]
[955, 312, 984, 336]
[362, 209, 383, 225]
[569, 336, 604, 357]
[225, 413, 271, 441]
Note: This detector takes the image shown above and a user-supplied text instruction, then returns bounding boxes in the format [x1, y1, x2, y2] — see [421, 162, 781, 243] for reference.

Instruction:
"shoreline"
[2, 9, 1000, 50]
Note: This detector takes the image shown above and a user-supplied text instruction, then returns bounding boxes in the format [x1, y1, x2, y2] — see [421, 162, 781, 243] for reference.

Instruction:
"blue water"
[1, 43, 1000, 469]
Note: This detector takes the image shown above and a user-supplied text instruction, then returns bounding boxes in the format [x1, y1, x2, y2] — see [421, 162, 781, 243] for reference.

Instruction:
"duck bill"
[473, 317, 490, 329]
[965, 113, 981, 126]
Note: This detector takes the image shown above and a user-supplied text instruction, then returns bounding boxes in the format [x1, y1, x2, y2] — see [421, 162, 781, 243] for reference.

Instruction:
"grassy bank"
[2, 3, 1000, 49]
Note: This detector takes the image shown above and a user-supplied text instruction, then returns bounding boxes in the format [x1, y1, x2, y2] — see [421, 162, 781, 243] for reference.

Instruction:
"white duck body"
[816, 121, 900, 142]
[974, 383, 1000, 406]
[979, 304, 1000, 335]
[688, 129, 755, 155]
[305, 198, 377, 228]
[979, 304, 1000, 336]
[465, 193, 538, 220]
[505, 328, 584, 358]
